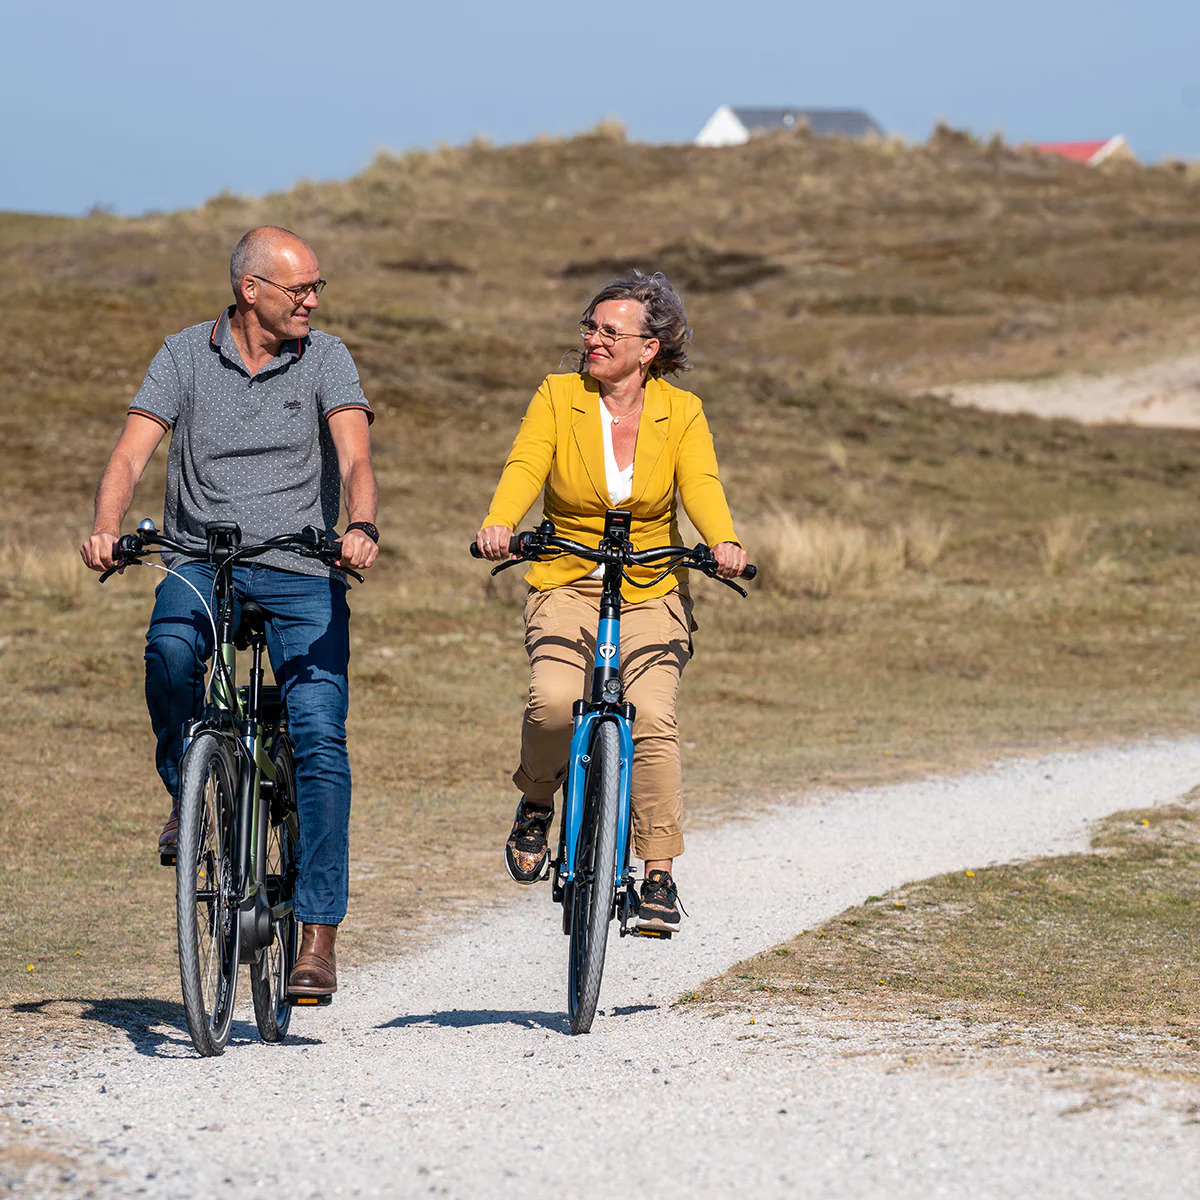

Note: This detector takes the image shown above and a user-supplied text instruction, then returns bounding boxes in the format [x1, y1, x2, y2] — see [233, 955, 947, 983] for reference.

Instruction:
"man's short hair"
[229, 226, 308, 295]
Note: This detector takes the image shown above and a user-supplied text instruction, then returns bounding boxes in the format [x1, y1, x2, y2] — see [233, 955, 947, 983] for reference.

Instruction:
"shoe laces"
[513, 802, 553, 841]
[642, 870, 687, 915]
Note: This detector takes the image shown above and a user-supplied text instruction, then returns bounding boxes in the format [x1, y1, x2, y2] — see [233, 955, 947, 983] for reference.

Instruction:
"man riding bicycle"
[80, 225, 378, 999]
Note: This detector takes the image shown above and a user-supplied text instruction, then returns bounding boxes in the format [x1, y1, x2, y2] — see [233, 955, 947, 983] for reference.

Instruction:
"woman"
[476, 272, 747, 934]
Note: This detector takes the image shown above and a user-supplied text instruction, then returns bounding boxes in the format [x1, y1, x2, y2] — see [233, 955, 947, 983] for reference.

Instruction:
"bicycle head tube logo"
[598, 642, 616, 660]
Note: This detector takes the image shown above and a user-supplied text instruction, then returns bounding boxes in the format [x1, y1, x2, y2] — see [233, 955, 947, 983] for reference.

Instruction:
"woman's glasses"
[579, 320, 649, 347]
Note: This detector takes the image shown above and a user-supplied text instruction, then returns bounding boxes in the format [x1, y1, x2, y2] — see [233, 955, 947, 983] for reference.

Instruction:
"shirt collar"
[209, 306, 307, 369]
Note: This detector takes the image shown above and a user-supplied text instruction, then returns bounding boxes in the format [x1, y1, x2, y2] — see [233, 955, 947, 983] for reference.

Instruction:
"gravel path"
[936, 353, 1200, 428]
[9, 740, 1200, 1198]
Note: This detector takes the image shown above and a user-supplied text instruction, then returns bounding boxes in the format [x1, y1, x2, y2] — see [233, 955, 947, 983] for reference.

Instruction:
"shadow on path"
[381, 1009, 571, 1033]
[379, 1003, 658, 1034]
[11, 998, 319, 1058]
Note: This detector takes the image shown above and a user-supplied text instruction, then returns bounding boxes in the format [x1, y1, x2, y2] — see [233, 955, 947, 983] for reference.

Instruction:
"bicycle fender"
[561, 711, 633, 885]
[614, 717, 635, 879]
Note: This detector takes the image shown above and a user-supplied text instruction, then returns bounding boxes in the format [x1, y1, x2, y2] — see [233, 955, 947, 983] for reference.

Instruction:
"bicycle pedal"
[288, 993, 333, 1007]
[159, 852, 177, 867]
[631, 927, 672, 939]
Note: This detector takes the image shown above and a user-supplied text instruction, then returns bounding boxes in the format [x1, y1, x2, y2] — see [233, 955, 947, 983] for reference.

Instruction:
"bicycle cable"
[132, 560, 244, 716]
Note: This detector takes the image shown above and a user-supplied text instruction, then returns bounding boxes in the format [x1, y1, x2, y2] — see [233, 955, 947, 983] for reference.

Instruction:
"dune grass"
[688, 801, 1200, 1065]
[4, 129, 1200, 1043]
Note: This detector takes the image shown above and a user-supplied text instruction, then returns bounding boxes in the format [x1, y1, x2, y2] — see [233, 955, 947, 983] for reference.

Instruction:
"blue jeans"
[145, 562, 353, 925]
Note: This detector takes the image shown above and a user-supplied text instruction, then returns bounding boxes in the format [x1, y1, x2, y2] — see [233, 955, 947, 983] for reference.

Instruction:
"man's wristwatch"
[345, 521, 379, 544]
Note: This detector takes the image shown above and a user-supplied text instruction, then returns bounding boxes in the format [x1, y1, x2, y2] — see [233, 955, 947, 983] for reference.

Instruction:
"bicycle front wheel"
[567, 720, 620, 1034]
[251, 736, 299, 1042]
[176, 732, 240, 1057]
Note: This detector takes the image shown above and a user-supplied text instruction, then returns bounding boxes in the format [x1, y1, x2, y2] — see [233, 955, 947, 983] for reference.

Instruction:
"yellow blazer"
[482, 372, 740, 601]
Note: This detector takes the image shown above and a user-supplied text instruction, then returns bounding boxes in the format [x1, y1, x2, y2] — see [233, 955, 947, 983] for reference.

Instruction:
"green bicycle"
[102, 519, 359, 1056]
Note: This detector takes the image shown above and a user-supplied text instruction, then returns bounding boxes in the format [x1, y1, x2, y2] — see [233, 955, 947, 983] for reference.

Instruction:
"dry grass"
[0, 541, 94, 610]
[5, 131, 1200, 1046]
[690, 802, 1200, 1045]
[747, 511, 951, 597]
[1039, 514, 1096, 577]
[748, 512, 902, 597]
[901, 515, 953, 570]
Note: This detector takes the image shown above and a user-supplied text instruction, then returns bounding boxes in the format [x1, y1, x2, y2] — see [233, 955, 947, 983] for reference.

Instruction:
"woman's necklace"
[602, 395, 643, 425]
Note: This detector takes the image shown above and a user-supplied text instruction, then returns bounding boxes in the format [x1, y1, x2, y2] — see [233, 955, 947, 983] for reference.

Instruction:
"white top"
[591, 403, 635, 577]
[600, 402, 635, 506]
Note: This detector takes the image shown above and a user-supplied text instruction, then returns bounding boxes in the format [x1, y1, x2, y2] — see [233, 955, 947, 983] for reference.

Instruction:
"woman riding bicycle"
[475, 271, 747, 934]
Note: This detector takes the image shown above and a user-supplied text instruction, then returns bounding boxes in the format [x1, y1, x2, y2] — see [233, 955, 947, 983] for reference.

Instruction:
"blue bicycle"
[472, 508, 755, 1033]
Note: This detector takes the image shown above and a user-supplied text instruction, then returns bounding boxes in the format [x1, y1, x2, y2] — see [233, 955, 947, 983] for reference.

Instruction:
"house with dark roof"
[695, 106, 885, 147]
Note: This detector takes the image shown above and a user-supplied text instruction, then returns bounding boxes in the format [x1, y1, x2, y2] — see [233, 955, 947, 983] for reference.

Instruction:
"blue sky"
[3, 0, 1197, 216]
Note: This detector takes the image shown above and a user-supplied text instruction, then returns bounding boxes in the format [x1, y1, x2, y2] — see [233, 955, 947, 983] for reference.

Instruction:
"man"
[80, 226, 378, 998]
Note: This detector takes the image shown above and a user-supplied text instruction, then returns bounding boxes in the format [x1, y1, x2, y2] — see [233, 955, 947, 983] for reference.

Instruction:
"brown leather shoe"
[158, 805, 179, 861]
[288, 923, 338, 996]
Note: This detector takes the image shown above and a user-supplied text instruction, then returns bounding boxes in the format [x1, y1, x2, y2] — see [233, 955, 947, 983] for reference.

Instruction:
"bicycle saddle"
[233, 601, 269, 649]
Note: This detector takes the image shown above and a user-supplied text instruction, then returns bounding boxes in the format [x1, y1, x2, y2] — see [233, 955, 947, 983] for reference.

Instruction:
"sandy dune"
[938, 353, 1200, 428]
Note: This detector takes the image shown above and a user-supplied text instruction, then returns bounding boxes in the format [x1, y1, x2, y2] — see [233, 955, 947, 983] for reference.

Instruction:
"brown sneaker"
[287, 923, 338, 996]
[504, 798, 554, 884]
[158, 805, 179, 864]
[637, 870, 683, 934]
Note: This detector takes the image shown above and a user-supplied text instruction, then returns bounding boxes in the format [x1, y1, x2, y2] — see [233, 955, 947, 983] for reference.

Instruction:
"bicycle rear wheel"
[176, 732, 240, 1057]
[251, 736, 299, 1042]
[567, 720, 620, 1034]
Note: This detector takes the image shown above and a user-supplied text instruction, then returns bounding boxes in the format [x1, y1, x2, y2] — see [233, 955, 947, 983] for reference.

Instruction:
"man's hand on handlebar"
[337, 529, 378, 572]
[711, 541, 748, 580]
[476, 524, 516, 562]
[80, 530, 121, 573]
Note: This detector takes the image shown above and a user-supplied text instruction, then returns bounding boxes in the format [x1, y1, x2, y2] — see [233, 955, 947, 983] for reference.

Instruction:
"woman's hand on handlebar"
[712, 541, 748, 580]
[80, 530, 121, 572]
[476, 525, 515, 562]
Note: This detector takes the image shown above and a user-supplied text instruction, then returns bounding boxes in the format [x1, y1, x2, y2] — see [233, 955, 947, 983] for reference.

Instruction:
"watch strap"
[345, 521, 379, 544]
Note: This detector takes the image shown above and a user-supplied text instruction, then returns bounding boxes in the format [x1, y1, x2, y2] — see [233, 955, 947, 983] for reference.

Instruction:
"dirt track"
[939, 353, 1200, 428]
[7, 742, 1200, 1199]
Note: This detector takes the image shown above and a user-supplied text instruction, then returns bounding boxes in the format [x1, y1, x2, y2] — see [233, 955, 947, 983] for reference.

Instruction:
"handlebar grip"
[741, 564, 757, 580]
[469, 535, 522, 558]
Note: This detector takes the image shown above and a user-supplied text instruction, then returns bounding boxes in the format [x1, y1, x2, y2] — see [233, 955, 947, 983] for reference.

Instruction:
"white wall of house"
[695, 105, 749, 147]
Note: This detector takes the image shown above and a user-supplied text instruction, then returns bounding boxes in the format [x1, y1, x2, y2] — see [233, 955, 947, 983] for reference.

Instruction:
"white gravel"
[8, 739, 1200, 1198]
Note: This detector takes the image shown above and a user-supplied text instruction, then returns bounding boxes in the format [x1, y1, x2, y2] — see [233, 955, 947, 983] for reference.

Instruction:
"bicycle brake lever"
[716, 576, 749, 598]
[98, 559, 139, 583]
[489, 558, 526, 577]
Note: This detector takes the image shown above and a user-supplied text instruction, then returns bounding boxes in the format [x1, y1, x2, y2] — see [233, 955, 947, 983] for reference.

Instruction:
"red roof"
[1035, 140, 1110, 162]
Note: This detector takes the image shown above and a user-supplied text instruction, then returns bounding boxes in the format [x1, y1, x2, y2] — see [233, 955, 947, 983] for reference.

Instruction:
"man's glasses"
[579, 319, 649, 348]
[252, 275, 327, 303]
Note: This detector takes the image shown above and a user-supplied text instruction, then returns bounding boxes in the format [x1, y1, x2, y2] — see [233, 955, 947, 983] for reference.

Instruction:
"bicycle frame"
[555, 510, 641, 931]
[473, 510, 754, 946]
[178, 528, 285, 963]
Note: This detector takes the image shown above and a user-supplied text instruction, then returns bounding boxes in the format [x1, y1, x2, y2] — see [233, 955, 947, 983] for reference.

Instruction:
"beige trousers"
[514, 580, 694, 861]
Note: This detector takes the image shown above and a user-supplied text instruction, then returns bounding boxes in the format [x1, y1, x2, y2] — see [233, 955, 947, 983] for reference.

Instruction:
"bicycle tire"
[567, 720, 620, 1034]
[250, 735, 299, 1043]
[176, 732, 240, 1056]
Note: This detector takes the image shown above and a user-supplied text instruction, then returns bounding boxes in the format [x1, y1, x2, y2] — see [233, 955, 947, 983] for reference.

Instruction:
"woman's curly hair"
[577, 270, 692, 378]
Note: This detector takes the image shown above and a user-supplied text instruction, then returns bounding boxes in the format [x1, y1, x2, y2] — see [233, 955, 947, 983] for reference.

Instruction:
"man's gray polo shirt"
[130, 307, 373, 576]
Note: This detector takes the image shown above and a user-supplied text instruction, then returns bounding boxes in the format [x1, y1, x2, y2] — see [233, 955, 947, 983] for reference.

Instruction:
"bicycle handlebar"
[469, 522, 756, 593]
[99, 524, 362, 583]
